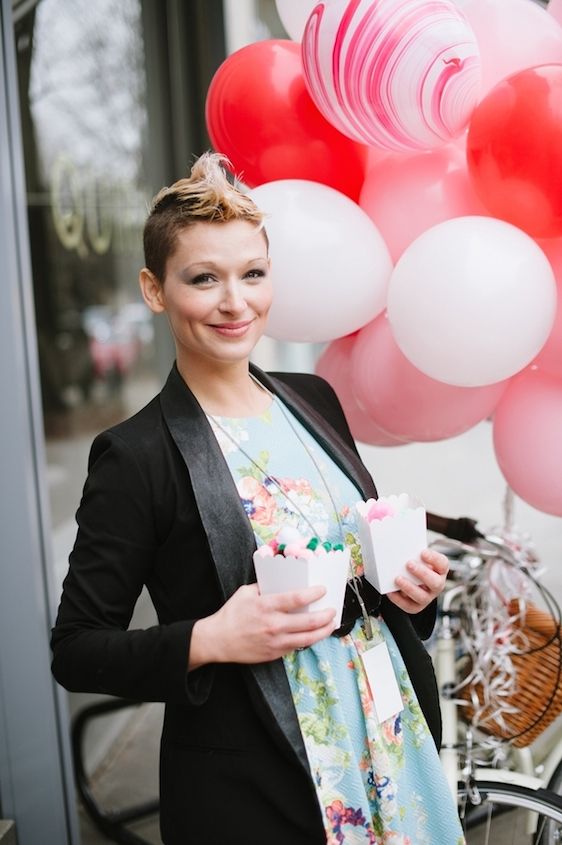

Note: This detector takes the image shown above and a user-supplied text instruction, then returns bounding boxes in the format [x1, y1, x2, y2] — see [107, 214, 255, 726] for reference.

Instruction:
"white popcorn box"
[253, 547, 350, 627]
[355, 494, 426, 595]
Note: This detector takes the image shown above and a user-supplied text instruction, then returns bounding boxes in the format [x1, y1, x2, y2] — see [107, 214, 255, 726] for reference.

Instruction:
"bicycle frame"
[435, 583, 462, 799]
[434, 584, 554, 836]
[512, 726, 562, 789]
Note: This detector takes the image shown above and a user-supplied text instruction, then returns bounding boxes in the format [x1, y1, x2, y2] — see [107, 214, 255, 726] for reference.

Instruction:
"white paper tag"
[361, 641, 404, 725]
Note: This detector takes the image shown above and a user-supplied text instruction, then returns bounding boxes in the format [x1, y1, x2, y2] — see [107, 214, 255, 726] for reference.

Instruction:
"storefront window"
[15, 0, 159, 566]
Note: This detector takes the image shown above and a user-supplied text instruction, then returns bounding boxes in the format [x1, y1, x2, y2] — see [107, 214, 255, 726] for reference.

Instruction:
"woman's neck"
[177, 358, 271, 417]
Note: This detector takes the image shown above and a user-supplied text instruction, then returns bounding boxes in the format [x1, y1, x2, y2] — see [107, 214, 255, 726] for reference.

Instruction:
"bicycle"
[425, 511, 562, 844]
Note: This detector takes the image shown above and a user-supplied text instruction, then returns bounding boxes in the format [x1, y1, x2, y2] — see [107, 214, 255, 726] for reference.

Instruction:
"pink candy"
[256, 537, 339, 560]
[254, 545, 274, 558]
[286, 546, 315, 560]
[366, 501, 396, 523]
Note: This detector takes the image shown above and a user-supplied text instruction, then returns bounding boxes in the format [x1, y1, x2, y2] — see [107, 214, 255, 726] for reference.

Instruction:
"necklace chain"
[268, 391, 347, 546]
[206, 391, 338, 541]
[208, 411, 321, 539]
[205, 373, 374, 637]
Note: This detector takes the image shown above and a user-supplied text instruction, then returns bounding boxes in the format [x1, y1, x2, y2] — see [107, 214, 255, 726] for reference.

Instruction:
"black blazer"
[51, 365, 441, 845]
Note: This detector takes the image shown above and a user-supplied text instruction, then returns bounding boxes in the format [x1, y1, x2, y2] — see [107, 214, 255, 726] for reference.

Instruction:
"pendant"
[357, 592, 374, 640]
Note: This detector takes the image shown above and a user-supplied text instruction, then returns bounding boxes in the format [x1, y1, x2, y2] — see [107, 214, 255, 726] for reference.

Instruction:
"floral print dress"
[208, 400, 465, 845]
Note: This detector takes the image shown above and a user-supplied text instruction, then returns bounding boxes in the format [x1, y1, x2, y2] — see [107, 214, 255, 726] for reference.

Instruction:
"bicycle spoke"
[532, 814, 544, 845]
[483, 802, 492, 845]
[458, 781, 562, 845]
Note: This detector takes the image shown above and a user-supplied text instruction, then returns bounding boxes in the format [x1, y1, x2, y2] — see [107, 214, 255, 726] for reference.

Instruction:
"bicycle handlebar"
[426, 512, 484, 544]
[427, 511, 540, 571]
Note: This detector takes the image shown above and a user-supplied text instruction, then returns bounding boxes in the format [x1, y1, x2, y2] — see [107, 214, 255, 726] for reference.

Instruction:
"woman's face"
[141, 219, 272, 373]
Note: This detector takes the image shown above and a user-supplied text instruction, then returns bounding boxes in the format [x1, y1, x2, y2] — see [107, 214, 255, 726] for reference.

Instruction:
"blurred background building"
[0, 1, 559, 843]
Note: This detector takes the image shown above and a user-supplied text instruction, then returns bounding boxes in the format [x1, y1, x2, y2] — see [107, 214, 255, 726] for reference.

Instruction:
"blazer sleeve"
[50, 430, 208, 703]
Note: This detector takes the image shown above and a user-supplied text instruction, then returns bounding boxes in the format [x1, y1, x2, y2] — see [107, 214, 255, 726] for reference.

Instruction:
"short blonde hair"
[143, 152, 267, 281]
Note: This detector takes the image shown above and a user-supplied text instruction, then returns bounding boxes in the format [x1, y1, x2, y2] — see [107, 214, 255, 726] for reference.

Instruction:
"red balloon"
[205, 40, 368, 201]
[467, 64, 562, 238]
[315, 336, 405, 447]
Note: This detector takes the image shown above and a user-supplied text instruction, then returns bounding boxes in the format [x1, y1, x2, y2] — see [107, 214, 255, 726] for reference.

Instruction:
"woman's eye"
[245, 269, 265, 280]
[190, 273, 215, 285]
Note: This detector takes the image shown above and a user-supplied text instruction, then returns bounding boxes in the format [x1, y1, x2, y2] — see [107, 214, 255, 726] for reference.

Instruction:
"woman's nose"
[219, 281, 246, 313]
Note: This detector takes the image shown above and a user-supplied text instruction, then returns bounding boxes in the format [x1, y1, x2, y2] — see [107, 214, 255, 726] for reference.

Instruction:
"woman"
[51, 153, 464, 844]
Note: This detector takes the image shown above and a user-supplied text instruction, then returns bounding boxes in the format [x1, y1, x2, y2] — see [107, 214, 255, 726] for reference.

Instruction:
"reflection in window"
[17, 0, 156, 443]
[16, 0, 159, 541]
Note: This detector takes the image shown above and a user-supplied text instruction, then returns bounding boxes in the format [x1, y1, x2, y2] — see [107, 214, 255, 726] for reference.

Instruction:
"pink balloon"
[360, 144, 486, 262]
[301, 0, 481, 152]
[550, 0, 562, 28]
[493, 368, 562, 516]
[366, 144, 389, 172]
[456, 0, 562, 98]
[533, 238, 562, 379]
[351, 314, 508, 442]
[315, 335, 405, 446]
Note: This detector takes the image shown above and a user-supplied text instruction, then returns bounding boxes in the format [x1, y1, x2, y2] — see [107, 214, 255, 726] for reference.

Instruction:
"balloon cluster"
[205, 0, 562, 518]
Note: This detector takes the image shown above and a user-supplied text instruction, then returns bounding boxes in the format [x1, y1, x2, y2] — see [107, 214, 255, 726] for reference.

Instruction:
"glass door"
[15, 0, 160, 586]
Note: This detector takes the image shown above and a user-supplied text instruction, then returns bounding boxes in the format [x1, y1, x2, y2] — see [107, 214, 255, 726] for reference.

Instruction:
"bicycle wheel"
[457, 780, 562, 845]
[541, 758, 562, 845]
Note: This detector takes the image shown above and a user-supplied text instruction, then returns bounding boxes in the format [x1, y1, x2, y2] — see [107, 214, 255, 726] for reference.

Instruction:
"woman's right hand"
[189, 584, 337, 669]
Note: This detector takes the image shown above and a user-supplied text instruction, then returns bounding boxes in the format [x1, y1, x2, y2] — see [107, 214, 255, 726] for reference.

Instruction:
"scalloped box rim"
[355, 495, 426, 594]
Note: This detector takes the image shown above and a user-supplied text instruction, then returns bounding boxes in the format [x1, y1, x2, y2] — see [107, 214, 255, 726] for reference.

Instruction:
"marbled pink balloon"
[302, 0, 481, 152]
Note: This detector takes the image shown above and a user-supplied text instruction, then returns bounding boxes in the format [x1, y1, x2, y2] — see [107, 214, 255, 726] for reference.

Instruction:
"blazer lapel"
[159, 365, 311, 771]
[159, 365, 256, 598]
[252, 365, 378, 501]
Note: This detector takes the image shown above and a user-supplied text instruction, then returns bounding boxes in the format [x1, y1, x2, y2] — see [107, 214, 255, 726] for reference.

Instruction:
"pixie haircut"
[143, 152, 268, 282]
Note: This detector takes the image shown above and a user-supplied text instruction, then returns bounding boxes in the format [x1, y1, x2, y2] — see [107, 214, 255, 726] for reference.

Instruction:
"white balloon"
[453, 0, 562, 98]
[249, 180, 392, 343]
[387, 216, 557, 387]
[275, 0, 317, 41]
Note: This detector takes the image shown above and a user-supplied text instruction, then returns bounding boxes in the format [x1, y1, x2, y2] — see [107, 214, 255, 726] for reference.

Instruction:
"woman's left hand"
[387, 549, 449, 614]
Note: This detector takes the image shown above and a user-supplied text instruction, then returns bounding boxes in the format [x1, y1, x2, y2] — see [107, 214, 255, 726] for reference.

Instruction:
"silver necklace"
[206, 406, 323, 540]
[206, 373, 374, 638]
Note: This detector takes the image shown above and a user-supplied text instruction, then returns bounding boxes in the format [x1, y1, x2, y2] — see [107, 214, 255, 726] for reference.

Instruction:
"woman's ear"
[139, 268, 165, 314]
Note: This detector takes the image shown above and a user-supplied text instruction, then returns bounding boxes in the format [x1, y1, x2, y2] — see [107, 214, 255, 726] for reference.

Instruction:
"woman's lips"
[209, 320, 254, 337]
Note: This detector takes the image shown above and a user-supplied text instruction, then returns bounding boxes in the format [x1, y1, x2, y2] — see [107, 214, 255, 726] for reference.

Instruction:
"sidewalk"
[79, 703, 162, 845]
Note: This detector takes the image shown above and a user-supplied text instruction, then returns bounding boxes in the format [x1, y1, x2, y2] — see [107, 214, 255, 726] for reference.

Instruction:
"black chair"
[71, 698, 159, 845]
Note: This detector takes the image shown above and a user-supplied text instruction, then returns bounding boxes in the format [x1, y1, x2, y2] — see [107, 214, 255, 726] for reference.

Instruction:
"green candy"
[306, 537, 320, 550]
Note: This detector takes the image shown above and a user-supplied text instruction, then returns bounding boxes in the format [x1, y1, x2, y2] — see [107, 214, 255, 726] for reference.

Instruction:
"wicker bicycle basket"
[459, 599, 562, 748]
